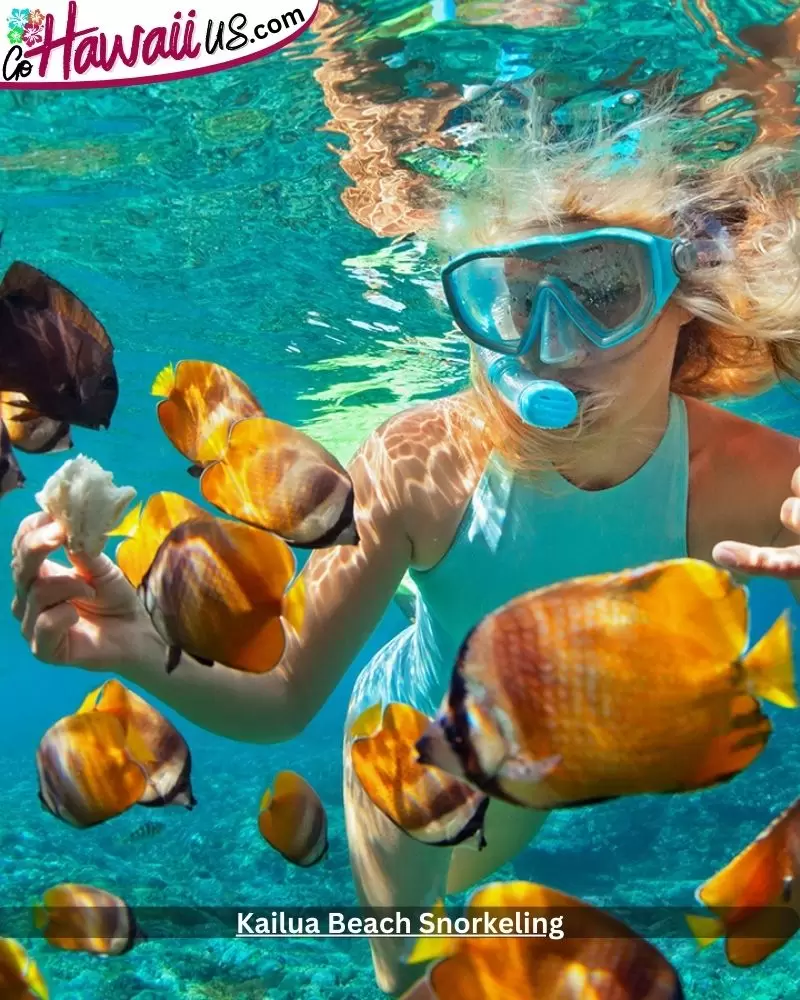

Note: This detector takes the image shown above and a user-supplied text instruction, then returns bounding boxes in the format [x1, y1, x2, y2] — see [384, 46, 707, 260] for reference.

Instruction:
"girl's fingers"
[11, 519, 66, 606]
[713, 540, 800, 579]
[29, 603, 79, 664]
[21, 573, 96, 642]
[781, 496, 800, 535]
[10, 511, 52, 560]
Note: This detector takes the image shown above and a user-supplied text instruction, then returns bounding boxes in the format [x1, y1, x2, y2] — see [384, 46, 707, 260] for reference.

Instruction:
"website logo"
[1, 0, 319, 89]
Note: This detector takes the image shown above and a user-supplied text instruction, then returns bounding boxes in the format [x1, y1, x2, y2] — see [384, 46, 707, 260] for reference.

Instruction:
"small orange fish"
[258, 770, 328, 867]
[417, 559, 796, 808]
[33, 883, 141, 957]
[151, 360, 263, 471]
[109, 490, 211, 588]
[401, 882, 684, 1000]
[0, 391, 71, 454]
[0, 938, 48, 999]
[36, 712, 154, 828]
[198, 415, 358, 549]
[350, 703, 488, 848]
[0, 420, 24, 497]
[138, 516, 302, 674]
[77, 679, 196, 810]
[687, 795, 800, 966]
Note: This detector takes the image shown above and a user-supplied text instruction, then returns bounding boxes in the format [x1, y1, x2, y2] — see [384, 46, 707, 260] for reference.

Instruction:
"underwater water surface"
[1, 0, 800, 997]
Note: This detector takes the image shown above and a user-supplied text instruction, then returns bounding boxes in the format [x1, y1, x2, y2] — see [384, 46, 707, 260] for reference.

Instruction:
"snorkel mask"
[440, 90, 731, 428]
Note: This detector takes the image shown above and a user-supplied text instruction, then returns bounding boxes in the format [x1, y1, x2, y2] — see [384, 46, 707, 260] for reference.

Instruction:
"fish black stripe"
[729, 710, 767, 730]
[730, 731, 771, 752]
[290, 487, 357, 550]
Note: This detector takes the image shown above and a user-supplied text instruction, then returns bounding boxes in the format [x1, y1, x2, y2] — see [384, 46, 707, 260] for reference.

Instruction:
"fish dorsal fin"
[407, 899, 456, 965]
[350, 703, 384, 741]
[107, 503, 142, 538]
[151, 363, 176, 398]
[685, 913, 724, 949]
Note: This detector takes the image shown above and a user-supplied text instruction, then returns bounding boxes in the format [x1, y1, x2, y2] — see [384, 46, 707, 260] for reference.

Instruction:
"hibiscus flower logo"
[6, 7, 47, 46]
[22, 19, 40, 45]
[6, 7, 29, 31]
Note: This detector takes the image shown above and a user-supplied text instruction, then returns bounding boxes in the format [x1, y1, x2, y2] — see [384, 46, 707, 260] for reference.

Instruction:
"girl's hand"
[10, 511, 165, 670]
[712, 460, 800, 580]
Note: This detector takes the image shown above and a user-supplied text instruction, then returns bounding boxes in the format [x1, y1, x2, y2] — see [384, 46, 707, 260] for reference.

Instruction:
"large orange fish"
[0, 391, 71, 454]
[416, 559, 796, 808]
[687, 795, 800, 966]
[258, 770, 328, 867]
[36, 712, 154, 828]
[151, 360, 263, 471]
[109, 490, 211, 588]
[77, 679, 196, 810]
[196, 414, 359, 549]
[350, 702, 488, 848]
[33, 883, 141, 957]
[401, 882, 684, 999]
[0, 938, 48, 999]
[138, 515, 303, 673]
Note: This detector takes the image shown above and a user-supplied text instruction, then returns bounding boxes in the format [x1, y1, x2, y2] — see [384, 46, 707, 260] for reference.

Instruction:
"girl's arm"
[120, 425, 414, 741]
[12, 420, 416, 744]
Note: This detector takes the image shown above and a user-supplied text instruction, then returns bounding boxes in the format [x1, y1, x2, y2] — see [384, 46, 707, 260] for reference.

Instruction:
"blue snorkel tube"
[474, 345, 580, 429]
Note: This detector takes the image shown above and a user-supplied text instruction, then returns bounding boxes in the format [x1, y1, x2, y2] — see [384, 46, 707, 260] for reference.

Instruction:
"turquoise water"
[1, 1, 800, 997]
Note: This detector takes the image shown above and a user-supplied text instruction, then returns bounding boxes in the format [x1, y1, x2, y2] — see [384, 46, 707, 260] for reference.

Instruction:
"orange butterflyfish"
[350, 702, 488, 849]
[258, 770, 328, 867]
[686, 795, 800, 966]
[33, 883, 141, 957]
[0, 391, 72, 454]
[0, 938, 48, 999]
[416, 558, 796, 809]
[151, 360, 263, 472]
[35, 712, 154, 828]
[400, 882, 684, 1000]
[138, 516, 302, 674]
[197, 414, 359, 549]
[109, 490, 212, 588]
[77, 679, 196, 810]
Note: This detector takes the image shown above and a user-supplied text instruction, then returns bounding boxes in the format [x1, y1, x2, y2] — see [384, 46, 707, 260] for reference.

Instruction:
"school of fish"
[3, 338, 799, 996]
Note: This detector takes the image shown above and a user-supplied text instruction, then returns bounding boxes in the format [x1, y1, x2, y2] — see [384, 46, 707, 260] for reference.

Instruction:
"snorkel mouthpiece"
[476, 346, 579, 430]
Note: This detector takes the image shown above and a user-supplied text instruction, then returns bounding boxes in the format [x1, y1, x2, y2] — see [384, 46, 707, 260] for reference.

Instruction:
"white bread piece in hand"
[35, 455, 136, 557]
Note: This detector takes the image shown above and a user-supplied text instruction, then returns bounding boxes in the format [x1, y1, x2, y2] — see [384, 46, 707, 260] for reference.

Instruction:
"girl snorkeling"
[10, 92, 800, 996]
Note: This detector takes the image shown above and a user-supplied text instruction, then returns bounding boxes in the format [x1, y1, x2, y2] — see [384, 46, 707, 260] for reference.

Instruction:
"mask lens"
[447, 236, 653, 350]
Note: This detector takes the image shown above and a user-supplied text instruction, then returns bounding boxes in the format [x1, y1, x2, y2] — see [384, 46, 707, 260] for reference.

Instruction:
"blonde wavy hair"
[426, 88, 800, 476]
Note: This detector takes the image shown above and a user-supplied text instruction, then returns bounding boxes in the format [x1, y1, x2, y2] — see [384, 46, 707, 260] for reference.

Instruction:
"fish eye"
[100, 375, 117, 390]
[444, 721, 463, 747]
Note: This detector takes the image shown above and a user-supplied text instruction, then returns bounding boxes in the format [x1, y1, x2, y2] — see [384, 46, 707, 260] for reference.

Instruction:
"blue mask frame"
[441, 226, 702, 359]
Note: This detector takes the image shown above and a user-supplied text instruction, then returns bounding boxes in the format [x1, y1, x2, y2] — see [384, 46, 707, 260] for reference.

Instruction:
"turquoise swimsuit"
[346, 393, 690, 726]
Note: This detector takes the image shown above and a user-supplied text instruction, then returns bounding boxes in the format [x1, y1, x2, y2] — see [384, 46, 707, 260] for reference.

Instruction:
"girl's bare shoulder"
[361, 392, 491, 565]
[686, 396, 798, 549]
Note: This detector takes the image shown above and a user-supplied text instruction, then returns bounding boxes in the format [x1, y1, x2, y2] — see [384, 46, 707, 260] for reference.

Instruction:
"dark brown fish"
[125, 820, 166, 842]
[0, 420, 24, 497]
[0, 261, 118, 429]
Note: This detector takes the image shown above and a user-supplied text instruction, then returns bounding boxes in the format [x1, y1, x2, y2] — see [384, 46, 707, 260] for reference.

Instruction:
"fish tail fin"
[107, 503, 142, 538]
[742, 611, 797, 709]
[151, 363, 176, 398]
[685, 913, 724, 949]
[682, 694, 771, 791]
[349, 703, 383, 741]
[259, 787, 272, 812]
[407, 899, 456, 965]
